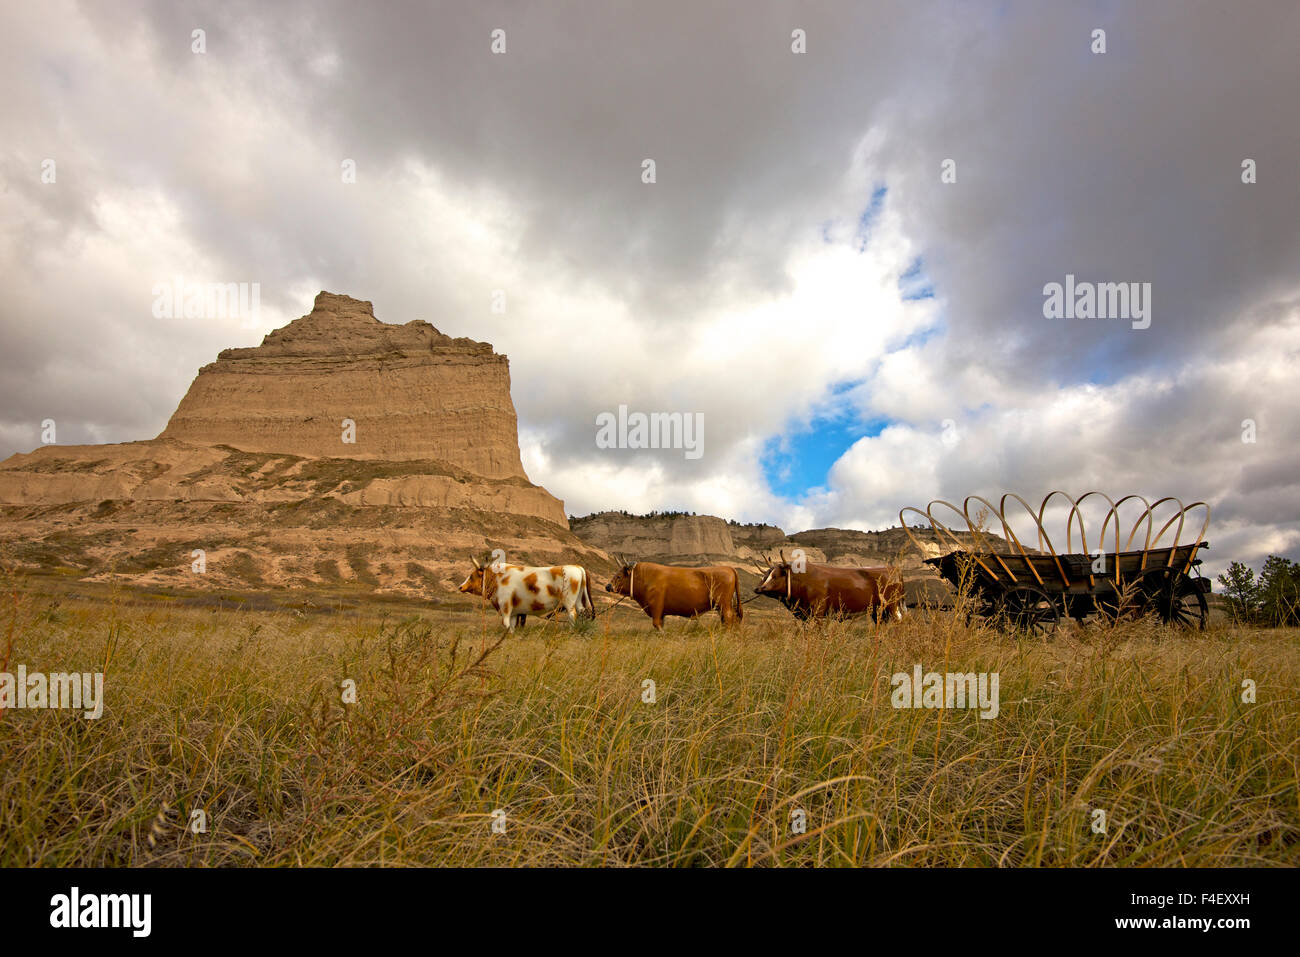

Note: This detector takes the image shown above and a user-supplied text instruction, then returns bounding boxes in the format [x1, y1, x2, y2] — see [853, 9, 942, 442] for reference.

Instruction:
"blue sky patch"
[855, 185, 889, 252]
[762, 401, 892, 499]
[899, 255, 935, 300]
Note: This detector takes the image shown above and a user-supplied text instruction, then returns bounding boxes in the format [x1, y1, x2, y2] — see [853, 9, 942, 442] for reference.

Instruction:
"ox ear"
[779, 549, 786, 565]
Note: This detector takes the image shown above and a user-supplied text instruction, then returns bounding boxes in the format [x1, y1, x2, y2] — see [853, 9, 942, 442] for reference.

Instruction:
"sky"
[2, 0, 1297, 577]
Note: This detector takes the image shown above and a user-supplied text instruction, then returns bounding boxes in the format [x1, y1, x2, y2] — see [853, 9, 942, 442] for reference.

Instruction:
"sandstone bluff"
[0, 292, 596, 599]
[161, 292, 529, 478]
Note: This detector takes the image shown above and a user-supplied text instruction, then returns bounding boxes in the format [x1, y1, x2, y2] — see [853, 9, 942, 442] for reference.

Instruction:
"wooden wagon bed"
[903, 492, 1212, 634]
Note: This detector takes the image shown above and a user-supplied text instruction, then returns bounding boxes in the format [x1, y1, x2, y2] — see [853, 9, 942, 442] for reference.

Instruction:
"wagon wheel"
[1139, 567, 1207, 630]
[995, 585, 1060, 638]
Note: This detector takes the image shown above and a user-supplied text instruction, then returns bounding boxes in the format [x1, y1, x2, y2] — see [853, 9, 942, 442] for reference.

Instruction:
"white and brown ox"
[458, 555, 595, 632]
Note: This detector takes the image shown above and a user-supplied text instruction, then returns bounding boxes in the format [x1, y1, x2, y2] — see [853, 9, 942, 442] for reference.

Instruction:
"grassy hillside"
[1, 578, 1295, 866]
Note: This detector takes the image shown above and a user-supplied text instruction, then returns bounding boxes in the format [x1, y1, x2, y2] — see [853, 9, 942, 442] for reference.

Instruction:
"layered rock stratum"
[160, 292, 528, 478]
[0, 292, 601, 601]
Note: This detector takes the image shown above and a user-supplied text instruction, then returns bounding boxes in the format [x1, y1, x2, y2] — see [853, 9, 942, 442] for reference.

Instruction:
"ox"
[458, 555, 595, 632]
[605, 557, 743, 630]
[754, 551, 905, 622]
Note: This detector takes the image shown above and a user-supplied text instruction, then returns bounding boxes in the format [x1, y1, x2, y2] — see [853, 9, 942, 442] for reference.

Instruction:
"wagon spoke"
[1139, 567, 1208, 630]
[996, 585, 1060, 639]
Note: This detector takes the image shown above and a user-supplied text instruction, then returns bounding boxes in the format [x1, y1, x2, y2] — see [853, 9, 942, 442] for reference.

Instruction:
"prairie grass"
[0, 582, 1296, 867]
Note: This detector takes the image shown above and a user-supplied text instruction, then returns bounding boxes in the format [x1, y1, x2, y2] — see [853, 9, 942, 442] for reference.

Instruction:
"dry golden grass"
[1, 580, 1296, 867]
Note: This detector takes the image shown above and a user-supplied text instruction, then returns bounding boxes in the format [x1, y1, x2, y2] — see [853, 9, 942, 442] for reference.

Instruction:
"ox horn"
[471, 554, 482, 569]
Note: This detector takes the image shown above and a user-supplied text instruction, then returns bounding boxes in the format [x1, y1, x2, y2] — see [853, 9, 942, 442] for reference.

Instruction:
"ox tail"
[888, 566, 906, 622]
[582, 567, 596, 620]
[733, 567, 743, 622]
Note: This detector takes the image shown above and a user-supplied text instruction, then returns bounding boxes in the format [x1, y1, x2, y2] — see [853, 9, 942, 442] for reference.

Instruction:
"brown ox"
[754, 551, 905, 622]
[605, 557, 743, 630]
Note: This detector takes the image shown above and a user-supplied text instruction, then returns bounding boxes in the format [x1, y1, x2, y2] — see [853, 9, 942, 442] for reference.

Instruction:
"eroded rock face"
[0, 490, 603, 599]
[159, 292, 527, 478]
[0, 441, 567, 525]
[0, 292, 584, 598]
[568, 512, 828, 565]
[568, 513, 736, 562]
